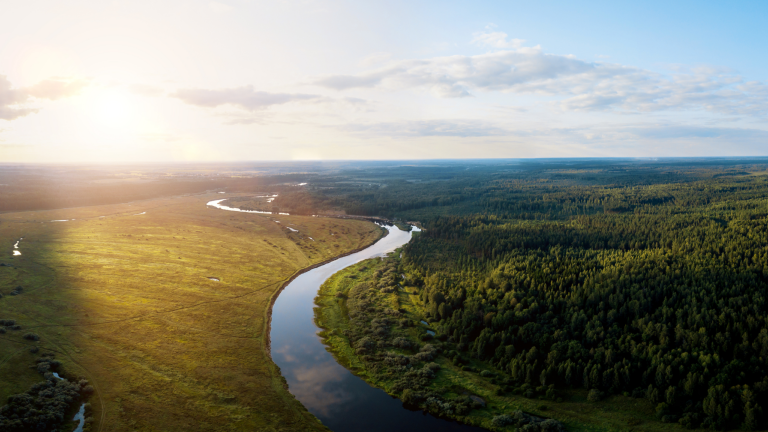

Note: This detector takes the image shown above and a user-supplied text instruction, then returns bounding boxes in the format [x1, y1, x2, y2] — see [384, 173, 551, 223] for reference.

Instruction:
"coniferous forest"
[298, 159, 768, 430]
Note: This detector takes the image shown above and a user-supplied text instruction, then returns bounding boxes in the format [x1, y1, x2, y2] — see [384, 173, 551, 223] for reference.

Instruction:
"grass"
[0, 193, 382, 431]
[314, 255, 708, 432]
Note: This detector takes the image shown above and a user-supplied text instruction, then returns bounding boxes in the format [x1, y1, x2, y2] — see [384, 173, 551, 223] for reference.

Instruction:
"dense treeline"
[315, 257, 569, 430]
[390, 168, 768, 430]
[275, 160, 768, 221]
[0, 354, 93, 431]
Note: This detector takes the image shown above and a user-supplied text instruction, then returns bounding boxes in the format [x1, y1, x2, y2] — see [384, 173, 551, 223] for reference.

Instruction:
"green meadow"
[0, 193, 381, 431]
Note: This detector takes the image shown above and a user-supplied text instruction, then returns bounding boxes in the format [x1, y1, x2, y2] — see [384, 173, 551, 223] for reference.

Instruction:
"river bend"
[270, 225, 484, 432]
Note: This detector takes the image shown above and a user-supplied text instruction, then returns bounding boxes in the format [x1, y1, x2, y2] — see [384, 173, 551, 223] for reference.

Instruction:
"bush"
[587, 389, 603, 402]
[0, 378, 85, 431]
[22, 332, 39, 341]
[392, 337, 414, 350]
[678, 412, 702, 429]
[661, 415, 679, 424]
[401, 389, 423, 407]
[479, 370, 493, 378]
[655, 402, 670, 419]
[0, 319, 15, 326]
[491, 414, 515, 427]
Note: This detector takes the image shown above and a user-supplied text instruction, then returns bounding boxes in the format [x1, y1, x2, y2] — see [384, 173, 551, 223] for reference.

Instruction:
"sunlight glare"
[88, 88, 136, 130]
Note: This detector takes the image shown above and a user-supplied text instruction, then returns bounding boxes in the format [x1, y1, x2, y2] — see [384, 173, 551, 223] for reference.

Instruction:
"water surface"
[270, 225, 485, 432]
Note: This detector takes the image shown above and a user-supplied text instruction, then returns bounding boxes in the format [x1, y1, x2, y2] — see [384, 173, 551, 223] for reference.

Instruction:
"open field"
[315, 256, 710, 432]
[0, 193, 382, 431]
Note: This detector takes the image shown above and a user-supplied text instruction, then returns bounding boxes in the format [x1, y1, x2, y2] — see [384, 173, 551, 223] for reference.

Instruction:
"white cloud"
[337, 118, 768, 153]
[342, 119, 511, 138]
[171, 86, 321, 111]
[472, 31, 525, 49]
[313, 45, 768, 116]
[0, 75, 85, 121]
[25, 79, 87, 100]
[358, 52, 393, 67]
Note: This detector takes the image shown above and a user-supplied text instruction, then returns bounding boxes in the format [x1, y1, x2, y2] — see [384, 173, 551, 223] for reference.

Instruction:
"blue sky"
[0, 0, 765, 162]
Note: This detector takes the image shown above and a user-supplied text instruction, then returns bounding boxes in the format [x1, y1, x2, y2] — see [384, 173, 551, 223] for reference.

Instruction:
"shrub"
[678, 412, 702, 429]
[401, 389, 423, 407]
[0, 378, 85, 431]
[491, 414, 515, 427]
[587, 389, 603, 402]
[0, 319, 15, 326]
[539, 419, 566, 431]
[661, 415, 679, 423]
[479, 370, 493, 378]
[22, 332, 39, 341]
[392, 337, 413, 350]
[655, 402, 670, 419]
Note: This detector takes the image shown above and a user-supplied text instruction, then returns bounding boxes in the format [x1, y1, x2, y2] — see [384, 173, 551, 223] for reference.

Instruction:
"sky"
[0, 0, 766, 163]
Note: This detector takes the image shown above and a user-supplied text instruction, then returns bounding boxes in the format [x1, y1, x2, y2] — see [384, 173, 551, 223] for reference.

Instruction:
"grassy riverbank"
[0, 193, 382, 431]
[314, 253, 698, 432]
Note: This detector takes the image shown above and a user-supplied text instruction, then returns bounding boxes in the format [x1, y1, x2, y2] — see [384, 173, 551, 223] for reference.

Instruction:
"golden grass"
[0, 193, 382, 431]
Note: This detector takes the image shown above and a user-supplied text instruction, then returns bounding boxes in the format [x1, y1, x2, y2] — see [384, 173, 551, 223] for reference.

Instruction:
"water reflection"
[271, 225, 485, 432]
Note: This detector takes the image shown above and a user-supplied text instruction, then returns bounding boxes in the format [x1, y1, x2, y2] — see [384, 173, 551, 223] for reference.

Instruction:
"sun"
[80, 87, 138, 130]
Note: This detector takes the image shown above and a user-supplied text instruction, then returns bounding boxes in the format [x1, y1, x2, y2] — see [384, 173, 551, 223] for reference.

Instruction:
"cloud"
[472, 31, 525, 49]
[624, 125, 768, 140]
[341, 119, 512, 138]
[1, 75, 85, 121]
[358, 52, 393, 67]
[313, 42, 768, 116]
[25, 79, 87, 100]
[171, 85, 321, 111]
[338, 117, 768, 154]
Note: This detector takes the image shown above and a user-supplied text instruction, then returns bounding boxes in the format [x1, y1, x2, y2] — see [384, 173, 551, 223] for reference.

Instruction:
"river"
[270, 225, 485, 432]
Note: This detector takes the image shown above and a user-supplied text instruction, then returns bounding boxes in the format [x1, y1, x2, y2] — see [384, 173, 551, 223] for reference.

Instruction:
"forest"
[306, 159, 768, 431]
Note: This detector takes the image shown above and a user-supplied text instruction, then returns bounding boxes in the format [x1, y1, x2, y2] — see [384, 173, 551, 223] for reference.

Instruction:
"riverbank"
[0, 194, 384, 432]
[263, 223, 388, 358]
[314, 254, 682, 432]
[314, 254, 507, 430]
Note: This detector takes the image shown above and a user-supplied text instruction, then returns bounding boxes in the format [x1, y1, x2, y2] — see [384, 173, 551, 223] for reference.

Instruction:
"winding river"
[270, 225, 485, 432]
